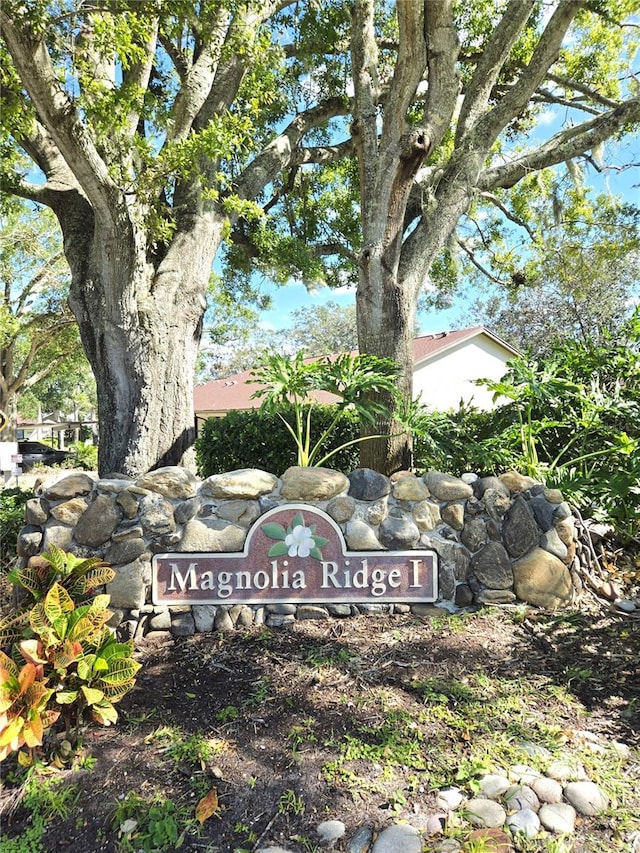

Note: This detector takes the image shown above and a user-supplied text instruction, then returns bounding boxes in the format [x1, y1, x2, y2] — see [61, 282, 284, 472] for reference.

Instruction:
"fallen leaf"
[195, 789, 219, 824]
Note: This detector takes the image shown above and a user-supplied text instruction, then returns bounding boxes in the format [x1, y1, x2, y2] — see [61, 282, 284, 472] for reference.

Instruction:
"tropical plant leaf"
[90, 699, 118, 726]
[99, 659, 142, 684]
[43, 583, 74, 622]
[81, 685, 105, 706]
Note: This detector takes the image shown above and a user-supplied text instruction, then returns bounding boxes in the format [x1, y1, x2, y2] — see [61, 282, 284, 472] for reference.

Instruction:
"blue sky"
[256, 127, 639, 337]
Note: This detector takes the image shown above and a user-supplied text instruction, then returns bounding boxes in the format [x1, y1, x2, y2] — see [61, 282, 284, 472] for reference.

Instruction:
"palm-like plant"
[249, 351, 400, 467]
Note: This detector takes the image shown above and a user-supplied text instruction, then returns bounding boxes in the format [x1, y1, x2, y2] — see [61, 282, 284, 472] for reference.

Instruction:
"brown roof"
[194, 326, 517, 417]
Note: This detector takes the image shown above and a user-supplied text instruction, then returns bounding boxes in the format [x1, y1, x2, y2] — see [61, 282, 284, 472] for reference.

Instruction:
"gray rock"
[474, 476, 510, 498]
[41, 521, 74, 552]
[425, 471, 473, 501]
[149, 609, 172, 631]
[379, 514, 420, 549]
[460, 517, 487, 552]
[545, 759, 588, 782]
[504, 784, 540, 812]
[478, 774, 510, 799]
[281, 466, 349, 501]
[108, 558, 148, 610]
[174, 497, 201, 525]
[476, 588, 516, 604]
[106, 537, 147, 566]
[345, 519, 384, 550]
[346, 824, 374, 853]
[139, 493, 176, 537]
[482, 488, 511, 521]
[179, 518, 246, 552]
[527, 495, 557, 532]
[171, 611, 195, 636]
[135, 467, 197, 499]
[502, 495, 539, 558]
[371, 823, 422, 853]
[216, 499, 261, 527]
[16, 525, 44, 558]
[327, 603, 354, 617]
[465, 798, 507, 827]
[347, 468, 391, 501]
[539, 528, 568, 561]
[364, 498, 388, 526]
[563, 781, 609, 815]
[531, 777, 563, 804]
[42, 473, 95, 500]
[74, 494, 123, 547]
[470, 542, 513, 589]
[297, 605, 329, 620]
[538, 802, 577, 833]
[316, 820, 346, 843]
[454, 584, 474, 607]
[25, 497, 49, 526]
[506, 808, 540, 838]
[201, 468, 278, 500]
[192, 604, 216, 632]
[214, 607, 234, 632]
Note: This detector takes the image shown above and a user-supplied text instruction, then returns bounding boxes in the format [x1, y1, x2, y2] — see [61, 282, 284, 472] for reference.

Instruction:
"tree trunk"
[57, 193, 221, 478]
[0, 391, 17, 441]
[357, 260, 417, 474]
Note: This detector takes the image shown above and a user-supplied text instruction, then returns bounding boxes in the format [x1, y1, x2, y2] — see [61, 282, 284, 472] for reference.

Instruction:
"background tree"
[0, 200, 88, 439]
[225, 1, 640, 472]
[2, 2, 639, 475]
[197, 299, 358, 381]
[460, 192, 640, 356]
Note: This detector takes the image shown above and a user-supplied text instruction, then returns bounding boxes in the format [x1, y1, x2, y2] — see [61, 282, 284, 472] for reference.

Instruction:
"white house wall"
[413, 337, 512, 411]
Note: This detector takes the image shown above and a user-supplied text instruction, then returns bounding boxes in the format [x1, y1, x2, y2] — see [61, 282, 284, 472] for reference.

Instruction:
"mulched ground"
[1, 600, 639, 853]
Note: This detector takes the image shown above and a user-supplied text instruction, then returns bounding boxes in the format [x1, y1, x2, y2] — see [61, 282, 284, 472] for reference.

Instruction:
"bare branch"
[455, 235, 510, 286]
[479, 96, 640, 190]
[479, 191, 538, 241]
[545, 71, 620, 110]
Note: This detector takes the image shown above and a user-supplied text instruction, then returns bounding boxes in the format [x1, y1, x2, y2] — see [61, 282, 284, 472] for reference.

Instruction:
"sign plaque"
[152, 504, 437, 606]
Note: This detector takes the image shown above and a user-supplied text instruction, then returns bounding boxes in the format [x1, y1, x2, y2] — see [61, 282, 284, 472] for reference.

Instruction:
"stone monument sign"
[153, 504, 437, 606]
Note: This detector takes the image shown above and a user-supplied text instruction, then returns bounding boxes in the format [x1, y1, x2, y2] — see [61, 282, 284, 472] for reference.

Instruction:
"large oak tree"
[1, 1, 639, 475]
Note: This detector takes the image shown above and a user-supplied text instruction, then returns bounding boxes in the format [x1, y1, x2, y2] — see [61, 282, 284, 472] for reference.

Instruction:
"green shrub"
[0, 488, 30, 574]
[195, 403, 361, 477]
[0, 545, 140, 763]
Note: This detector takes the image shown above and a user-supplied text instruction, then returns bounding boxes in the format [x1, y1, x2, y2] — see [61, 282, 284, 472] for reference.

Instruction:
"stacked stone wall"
[16, 465, 581, 638]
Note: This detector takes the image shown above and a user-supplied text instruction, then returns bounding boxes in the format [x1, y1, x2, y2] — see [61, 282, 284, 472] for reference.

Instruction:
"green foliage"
[0, 547, 140, 761]
[0, 487, 29, 573]
[64, 442, 98, 471]
[195, 403, 361, 477]
[249, 350, 400, 467]
[113, 791, 193, 853]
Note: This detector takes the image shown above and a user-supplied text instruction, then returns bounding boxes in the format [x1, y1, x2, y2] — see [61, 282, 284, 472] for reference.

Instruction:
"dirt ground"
[1, 600, 639, 853]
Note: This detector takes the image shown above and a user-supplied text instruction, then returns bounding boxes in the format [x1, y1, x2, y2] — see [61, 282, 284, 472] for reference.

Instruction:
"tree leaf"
[195, 789, 219, 824]
[268, 541, 289, 557]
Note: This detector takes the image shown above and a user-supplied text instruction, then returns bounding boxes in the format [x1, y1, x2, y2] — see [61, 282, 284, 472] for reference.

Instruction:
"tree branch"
[471, 0, 582, 150]
[0, 10, 123, 229]
[233, 97, 349, 202]
[456, 0, 535, 143]
[478, 96, 640, 190]
[478, 191, 538, 240]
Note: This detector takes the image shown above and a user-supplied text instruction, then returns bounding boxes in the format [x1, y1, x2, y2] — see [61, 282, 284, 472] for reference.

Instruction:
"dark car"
[17, 441, 70, 472]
